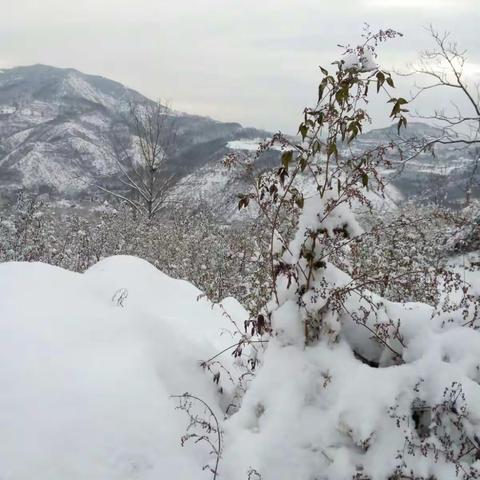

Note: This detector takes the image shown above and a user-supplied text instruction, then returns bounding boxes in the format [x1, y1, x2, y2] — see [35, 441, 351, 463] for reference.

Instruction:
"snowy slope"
[2, 255, 480, 480]
[1, 253, 479, 479]
[0, 65, 477, 213]
[171, 121, 478, 219]
[171, 157, 404, 220]
[0, 65, 268, 201]
[0, 256, 248, 480]
[350, 122, 480, 204]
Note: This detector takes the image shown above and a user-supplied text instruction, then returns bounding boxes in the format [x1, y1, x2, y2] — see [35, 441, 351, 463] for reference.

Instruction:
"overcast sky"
[0, 0, 478, 133]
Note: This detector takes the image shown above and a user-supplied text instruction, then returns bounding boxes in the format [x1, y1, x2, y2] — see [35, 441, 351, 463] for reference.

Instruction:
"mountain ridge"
[0, 64, 477, 214]
[0, 64, 269, 202]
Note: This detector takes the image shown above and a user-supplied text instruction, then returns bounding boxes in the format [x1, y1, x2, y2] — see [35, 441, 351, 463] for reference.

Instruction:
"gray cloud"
[0, 0, 478, 133]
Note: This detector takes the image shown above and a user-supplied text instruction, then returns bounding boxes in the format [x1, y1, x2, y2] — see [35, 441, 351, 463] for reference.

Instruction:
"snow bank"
[221, 194, 480, 480]
[0, 256, 246, 480]
[223, 325, 480, 479]
[2, 253, 479, 479]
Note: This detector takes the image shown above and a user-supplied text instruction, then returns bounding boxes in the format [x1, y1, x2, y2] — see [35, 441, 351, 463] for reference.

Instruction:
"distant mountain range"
[0, 64, 477, 216]
[0, 65, 268, 200]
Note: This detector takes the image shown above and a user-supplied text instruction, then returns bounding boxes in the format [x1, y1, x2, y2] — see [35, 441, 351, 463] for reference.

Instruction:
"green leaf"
[397, 116, 408, 134]
[318, 78, 328, 101]
[299, 124, 308, 141]
[376, 71, 385, 93]
[281, 150, 293, 169]
[299, 157, 308, 172]
[277, 166, 289, 186]
[320, 66, 328, 76]
[335, 85, 348, 106]
[390, 100, 402, 118]
[386, 76, 395, 88]
[361, 173, 369, 188]
[238, 196, 249, 210]
[295, 195, 304, 209]
[313, 260, 327, 270]
[327, 142, 338, 160]
[347, 122, 359, 143]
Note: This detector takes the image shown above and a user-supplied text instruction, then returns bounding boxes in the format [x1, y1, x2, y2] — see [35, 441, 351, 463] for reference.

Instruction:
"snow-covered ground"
[0, 256, 246, 480]
[226, 139, 288, 152]
[1, 254, 479, 479]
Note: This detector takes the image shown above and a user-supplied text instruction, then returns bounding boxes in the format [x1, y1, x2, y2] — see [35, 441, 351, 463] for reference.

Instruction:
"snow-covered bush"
[354, 201, 477, 304]
[0, 196, 271, 311]
[448, 201, 480, 259]
[219, 29, 480, 479]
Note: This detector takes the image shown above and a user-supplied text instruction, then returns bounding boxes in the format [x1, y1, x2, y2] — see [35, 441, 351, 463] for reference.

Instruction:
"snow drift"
[0, 256, 245, 480]
[1, 253, 480, 479]
[219, 195, 480, 480]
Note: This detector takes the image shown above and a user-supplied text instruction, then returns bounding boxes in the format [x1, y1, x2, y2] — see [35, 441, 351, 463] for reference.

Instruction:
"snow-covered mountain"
[172, 122, 479, 218]
[0, 64, 269, 202]
[0, 65, 477, 215]
[350, 122, 479, 205]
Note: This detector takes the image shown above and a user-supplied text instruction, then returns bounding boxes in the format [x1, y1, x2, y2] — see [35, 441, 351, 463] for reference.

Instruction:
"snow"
[0, 241, 479, 477]
[342, 51, 377, 72]
[6, 127, 34, 145]
[60, 73, 118, 110]
[218, 192, 480, 479]
[227, 139, 290, 152]
[227, 139, 264, 151]
[0, 117, 119, 192]
[171, 162, 255, 220]
[0, 256, 247, 480]
[0, 105, 16, 114]
[14, 145, 85, 193]
[252, 321, 479, 480]
[172, 152, 401, 222]
[81, 112, 110, 129]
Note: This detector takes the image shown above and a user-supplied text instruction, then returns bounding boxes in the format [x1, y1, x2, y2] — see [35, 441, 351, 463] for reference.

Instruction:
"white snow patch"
[0, 256, 248, 479]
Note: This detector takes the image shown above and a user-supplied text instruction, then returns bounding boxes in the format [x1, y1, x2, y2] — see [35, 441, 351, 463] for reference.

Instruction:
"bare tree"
[100, 100, 178, 219]
[408, 26, 479, 144]
[406, 26, 480, 205]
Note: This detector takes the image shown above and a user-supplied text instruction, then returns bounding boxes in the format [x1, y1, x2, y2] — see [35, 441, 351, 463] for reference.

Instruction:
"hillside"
[0, 65, 269, 201]
[0, 65, 478, 216]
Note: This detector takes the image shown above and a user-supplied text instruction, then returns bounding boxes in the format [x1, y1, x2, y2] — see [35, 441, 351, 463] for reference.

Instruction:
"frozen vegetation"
[0, 207, 479, 479]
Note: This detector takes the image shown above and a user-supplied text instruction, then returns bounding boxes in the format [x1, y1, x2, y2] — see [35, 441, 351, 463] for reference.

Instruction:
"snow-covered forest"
[1, 6, 480, 480]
